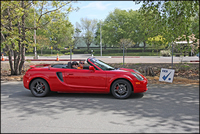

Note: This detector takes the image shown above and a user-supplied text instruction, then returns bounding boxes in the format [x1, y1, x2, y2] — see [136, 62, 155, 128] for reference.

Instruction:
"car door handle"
[67, 73, 73, 75]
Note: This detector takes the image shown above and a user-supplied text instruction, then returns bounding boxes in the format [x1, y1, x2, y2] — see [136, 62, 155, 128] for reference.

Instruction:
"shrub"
[160, 50, 171, 56]
[65, 52, 73, 55]
[84, 51, 89, 54]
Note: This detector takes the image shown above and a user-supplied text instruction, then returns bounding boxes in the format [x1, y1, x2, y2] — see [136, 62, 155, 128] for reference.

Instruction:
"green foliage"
[65, 52, 73, 55]
[179, 64, 191, 70]
[147, 35, 168, 55]
[137, 1, 199, 54]
[75, 18, 98, 51]
[99, 9, 140, 47]
[1, 1, 77, 75]
[46, 12, 74, 51]
[84, 51, 89, 54]
[119, 39, 134, 50]
[160, 50, 171, 56]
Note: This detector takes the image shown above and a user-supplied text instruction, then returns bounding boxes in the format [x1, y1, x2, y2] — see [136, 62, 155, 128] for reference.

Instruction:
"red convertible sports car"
[23, 57, 148, 99]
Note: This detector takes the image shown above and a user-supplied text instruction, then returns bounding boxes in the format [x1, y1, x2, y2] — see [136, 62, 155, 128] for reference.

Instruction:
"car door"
[64, 69, 107, 92]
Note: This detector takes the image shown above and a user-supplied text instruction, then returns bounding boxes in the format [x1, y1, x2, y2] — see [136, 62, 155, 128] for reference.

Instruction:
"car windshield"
[90, 58, 115, 70]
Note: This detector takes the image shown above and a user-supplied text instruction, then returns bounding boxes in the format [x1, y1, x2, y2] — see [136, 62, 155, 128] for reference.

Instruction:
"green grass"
[25, 52, 160, 57]
[94, 52, 160, 56]
[25, 54, 59, 56]
[25, 52, 160, 56]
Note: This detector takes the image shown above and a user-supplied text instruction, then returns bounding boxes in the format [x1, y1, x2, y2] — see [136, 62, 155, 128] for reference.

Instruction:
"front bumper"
[133, 78, 148, 93]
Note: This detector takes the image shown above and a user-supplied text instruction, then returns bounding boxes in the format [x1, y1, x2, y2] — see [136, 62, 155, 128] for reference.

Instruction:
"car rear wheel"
[30, 78, 50, 97]
[111, 79, 132, 99]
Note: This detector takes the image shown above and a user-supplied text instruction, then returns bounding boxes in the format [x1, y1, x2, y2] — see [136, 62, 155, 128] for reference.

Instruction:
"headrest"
[67, 62, 71, 68]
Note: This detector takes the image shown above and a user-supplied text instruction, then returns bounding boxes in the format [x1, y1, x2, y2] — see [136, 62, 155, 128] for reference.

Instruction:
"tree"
[1, 1, 34, 75]
[190, 11, 199, 39]
[73, 22, 82, 49]
[77, 18, 98, 52]
[36, 35, 50, 55]
[46, 13, 74, 51]
[174, 34, 199, 56]
[102, 9, 135, 47]
[119, 39, 134, 50]
[136, 4, 164, 52]
[1, 1, 75, 75]
[137, 1, 199, 53]
[97, 9, 141, 49]
[94, 19, 118, 50]
[147, 35, 168, 55]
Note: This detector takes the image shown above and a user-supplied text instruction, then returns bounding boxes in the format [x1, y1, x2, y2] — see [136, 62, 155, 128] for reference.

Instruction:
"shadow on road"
[1, 82, 199, 133]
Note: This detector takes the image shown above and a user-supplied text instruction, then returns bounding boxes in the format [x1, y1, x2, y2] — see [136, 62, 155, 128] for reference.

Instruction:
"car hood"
[119, 68, 136, 72]
[110, 68, 139, 74]
[119, 68, 142, 73]
[118, 68, 144, 75]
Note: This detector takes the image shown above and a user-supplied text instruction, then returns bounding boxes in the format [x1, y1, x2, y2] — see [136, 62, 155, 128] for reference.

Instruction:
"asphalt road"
[1, 81, 199, 133]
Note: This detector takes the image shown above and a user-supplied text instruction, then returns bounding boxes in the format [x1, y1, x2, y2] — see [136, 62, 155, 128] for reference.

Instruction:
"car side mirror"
[89, 66, 95, 72]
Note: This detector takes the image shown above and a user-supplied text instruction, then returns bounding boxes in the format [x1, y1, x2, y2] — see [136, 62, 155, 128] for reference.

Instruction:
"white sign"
[159, 68, 175, 83]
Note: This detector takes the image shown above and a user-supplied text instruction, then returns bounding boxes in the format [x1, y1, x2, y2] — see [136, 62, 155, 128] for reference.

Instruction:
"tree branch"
[37, 3, 69, 24]
[24, 1, 33, 9]
[25, 21, 50, 30]
[1, 23, 10, 31]
[40, 1, 45, 18]
[1, 32, 6, 41]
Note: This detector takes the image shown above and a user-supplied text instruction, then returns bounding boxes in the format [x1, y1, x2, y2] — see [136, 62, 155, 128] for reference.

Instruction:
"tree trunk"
[7, 6, 15, 75]
[7, 46, 14, 75]
[18, 1, 26, 75]
[104, 44, 107, 50]
[143, 41, 146, 52]
[13, 49, 19, 75]
[157, 49, 158, 56]
[13, 20, 22, 75]
[87, 43, 90, 52]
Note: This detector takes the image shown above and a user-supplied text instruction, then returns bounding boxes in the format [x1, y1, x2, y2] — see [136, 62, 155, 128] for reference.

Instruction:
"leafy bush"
[160, 50, 171, 56]
[65, 52, 73, 55]
[84, 51, 89, 54]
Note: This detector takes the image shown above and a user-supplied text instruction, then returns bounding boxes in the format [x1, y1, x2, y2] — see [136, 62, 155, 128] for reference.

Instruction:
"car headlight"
[131, 72, 144, 81]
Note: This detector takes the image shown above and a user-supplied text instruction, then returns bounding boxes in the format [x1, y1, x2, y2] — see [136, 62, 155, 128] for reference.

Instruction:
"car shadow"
[47, 91, 144, 99]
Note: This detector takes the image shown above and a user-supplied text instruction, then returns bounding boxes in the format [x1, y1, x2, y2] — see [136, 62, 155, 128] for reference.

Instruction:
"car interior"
[51, 62, 90, 69]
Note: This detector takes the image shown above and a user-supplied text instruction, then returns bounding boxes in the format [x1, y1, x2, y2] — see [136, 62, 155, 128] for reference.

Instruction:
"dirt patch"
[108, 63, 199, 85]
[1, 62, 199, 85]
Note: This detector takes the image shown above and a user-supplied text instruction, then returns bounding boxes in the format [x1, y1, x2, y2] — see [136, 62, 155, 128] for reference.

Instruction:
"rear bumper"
[23, 75, 30, 89]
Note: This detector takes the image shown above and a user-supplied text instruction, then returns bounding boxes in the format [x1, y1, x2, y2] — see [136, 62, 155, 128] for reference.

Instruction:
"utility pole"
[70, 44, 72, 62]
[100, 20, 102, 56]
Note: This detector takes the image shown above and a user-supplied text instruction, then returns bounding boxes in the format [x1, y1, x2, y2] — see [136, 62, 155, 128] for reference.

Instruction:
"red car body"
[23, 57, 148, 98]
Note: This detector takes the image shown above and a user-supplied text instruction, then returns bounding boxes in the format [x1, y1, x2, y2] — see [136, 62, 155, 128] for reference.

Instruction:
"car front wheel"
[111, 79, 132, 99]
[30, 78, 50, 97]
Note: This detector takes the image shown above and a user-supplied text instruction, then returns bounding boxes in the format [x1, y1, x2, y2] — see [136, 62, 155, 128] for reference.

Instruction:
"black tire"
[30, 78, 50, 97]
[111, 79, 132, 99]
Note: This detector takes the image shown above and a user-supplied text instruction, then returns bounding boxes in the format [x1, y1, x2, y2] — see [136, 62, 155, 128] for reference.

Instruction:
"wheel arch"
[29, 77, 51, 91]
[109, 78, 134, 93]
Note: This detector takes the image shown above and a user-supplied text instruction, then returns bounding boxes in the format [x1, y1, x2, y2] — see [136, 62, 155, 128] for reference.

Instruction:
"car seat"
[67, 62, 71, 68]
